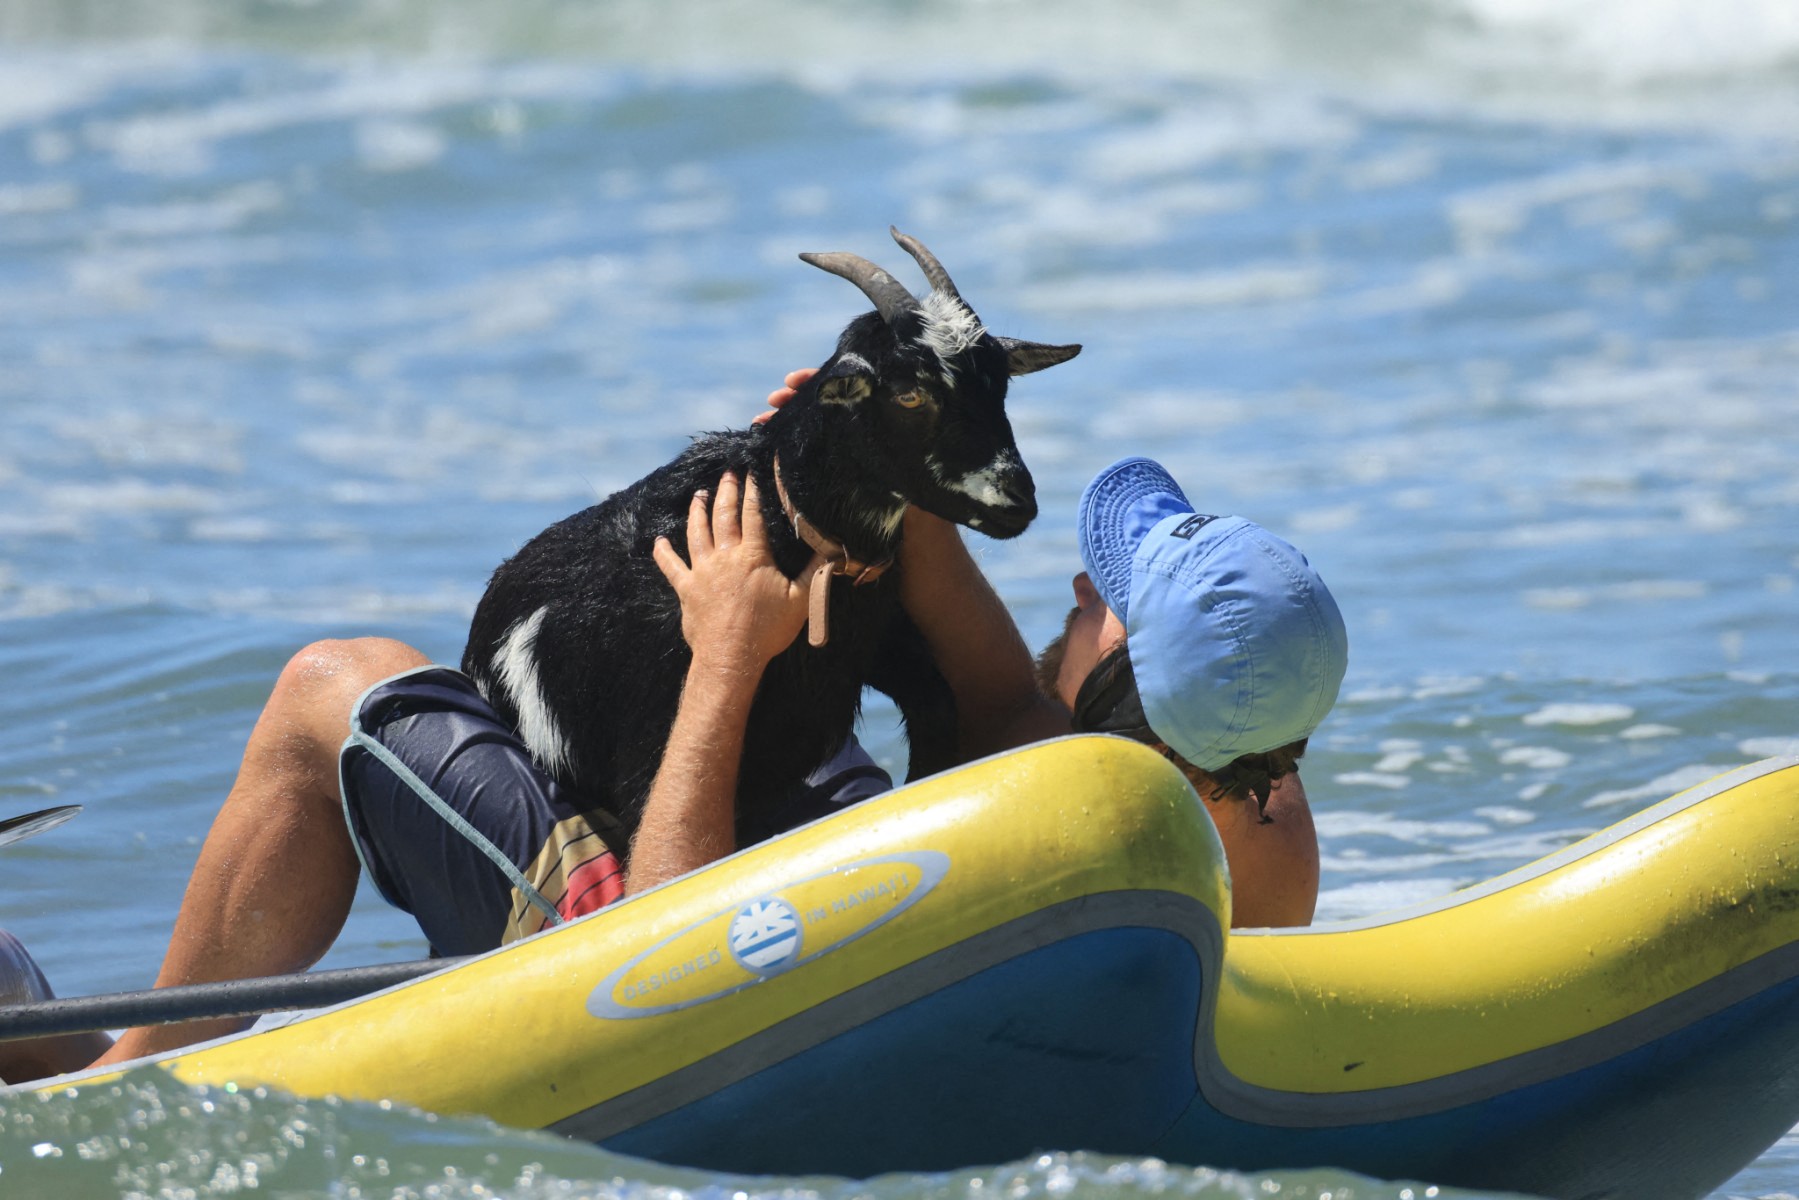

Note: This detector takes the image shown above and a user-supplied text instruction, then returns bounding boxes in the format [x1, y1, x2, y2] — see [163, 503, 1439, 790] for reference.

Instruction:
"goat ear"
[997, 337, 1082, 376]
[817, 354, 875, 405]
[820, 375, 873, 405]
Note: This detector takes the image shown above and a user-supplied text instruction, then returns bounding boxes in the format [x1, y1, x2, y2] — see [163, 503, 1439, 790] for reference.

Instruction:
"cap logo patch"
[1170, 514, 1219, 540]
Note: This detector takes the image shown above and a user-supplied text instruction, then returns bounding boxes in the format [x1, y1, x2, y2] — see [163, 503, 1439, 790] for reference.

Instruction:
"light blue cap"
[1076, 457, 1348, 771]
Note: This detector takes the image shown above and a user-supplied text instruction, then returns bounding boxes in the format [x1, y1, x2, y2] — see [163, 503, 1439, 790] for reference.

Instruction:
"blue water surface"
[2, 1, 1798, 1195]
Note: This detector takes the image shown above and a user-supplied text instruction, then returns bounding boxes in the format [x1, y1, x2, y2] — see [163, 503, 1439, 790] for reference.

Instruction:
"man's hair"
[1068, 643, 1308, 821]
[1153, 738, 1308, 823]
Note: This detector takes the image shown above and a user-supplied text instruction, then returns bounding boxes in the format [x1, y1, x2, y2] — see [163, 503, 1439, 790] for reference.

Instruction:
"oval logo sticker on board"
[727, 897, 804, 974]
[587, 851, 949, 1020]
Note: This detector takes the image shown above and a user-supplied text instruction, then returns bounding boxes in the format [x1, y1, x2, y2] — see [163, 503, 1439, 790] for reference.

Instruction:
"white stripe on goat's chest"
[492, 605, 573, 777]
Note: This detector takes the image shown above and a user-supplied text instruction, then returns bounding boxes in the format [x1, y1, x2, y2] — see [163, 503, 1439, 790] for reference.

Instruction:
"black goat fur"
[463, 238, 1078, 848]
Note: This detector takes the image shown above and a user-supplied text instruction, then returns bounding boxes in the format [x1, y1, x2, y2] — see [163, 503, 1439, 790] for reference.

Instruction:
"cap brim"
[1077, 457, 1194, 621]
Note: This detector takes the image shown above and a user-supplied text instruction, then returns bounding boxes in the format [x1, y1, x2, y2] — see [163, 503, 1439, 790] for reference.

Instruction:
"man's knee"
[268, 638, 433, 745]
[283, 637, 430, 694]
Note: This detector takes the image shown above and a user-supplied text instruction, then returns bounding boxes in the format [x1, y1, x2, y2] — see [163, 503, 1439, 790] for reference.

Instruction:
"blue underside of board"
[603, 928, 1799, 1196]
[605, 928, 1206, 1176]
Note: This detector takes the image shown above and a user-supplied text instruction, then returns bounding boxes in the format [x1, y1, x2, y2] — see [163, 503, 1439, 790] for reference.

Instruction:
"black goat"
[463, 228, 1079, 845]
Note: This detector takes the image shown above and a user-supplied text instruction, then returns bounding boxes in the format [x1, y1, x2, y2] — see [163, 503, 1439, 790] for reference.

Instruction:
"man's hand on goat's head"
[752, 367, 821, 426]
[653, 471, 824, 682]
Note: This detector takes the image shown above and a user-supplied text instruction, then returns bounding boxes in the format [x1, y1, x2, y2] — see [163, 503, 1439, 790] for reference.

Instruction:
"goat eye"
[893, 391, 925, 410]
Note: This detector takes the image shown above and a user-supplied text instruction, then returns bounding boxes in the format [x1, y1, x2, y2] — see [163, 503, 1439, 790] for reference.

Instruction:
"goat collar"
[771, 455, 894, 648]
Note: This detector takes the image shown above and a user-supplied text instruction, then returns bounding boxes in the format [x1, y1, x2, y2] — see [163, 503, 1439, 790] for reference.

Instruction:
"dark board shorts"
[337, 665, 892, 957]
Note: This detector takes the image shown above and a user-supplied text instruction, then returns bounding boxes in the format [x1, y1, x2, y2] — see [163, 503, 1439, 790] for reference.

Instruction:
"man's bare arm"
[896, 508, 1071, 760]
[623, 659, 757, 895]
[627, 471, 819, 894]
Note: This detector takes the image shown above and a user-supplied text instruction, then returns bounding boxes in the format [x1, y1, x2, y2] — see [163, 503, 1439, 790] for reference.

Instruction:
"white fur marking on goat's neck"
[935, 450, 1020, 508]
[492, 606, 572, 778]
[915, 290, 985, 368]
[868, 497, 907, 542]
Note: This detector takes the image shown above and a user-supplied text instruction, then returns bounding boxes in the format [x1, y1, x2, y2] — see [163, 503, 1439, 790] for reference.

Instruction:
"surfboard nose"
[0, 928, 52, 1007]
[0, 804, 81, 851]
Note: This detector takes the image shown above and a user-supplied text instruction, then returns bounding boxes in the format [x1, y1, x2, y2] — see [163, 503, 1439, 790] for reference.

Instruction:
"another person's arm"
[628, 471, 818, 894]
[894, 507, 1070, 758]
[1204, 772, 1319, 928]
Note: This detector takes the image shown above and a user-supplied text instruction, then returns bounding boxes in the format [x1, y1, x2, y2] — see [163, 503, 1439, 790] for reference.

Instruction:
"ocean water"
[3, 0, 1799, 1195]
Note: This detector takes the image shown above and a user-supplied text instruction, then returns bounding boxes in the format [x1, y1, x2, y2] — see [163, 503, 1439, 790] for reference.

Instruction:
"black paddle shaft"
[0, 957, 472, 1042]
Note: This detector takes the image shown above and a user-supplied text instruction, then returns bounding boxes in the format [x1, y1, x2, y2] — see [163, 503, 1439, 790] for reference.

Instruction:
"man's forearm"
[622, 662, 758, 895]
[899, 512, 1070, 757]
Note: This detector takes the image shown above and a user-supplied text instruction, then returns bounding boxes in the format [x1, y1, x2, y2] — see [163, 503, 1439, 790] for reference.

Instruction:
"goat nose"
[997, 469, 1035, 512]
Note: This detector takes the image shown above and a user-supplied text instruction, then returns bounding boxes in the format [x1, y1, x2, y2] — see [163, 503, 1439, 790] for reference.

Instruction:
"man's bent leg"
[92, 637, 430, 1067]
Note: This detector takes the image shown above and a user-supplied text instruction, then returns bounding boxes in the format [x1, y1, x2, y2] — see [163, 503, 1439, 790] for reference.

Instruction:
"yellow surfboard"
[29, 736, 1799, 1199]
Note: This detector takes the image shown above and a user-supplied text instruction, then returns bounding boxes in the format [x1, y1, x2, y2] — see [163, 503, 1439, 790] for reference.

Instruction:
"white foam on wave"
[1523, 579, 1709, 611]
[1497, 518, 1675, 549]
[1091, 391, 1250, 440]
[12, 0, 1799, 137]
[0, 48, 186, 132]
[1027, 265, 1326, 314]
[102, 181, 284, 239]
[1520, 332, 1799, 436]
[63, 235, 292, 311]
[355, 119, 448, 172]
[1315, 811, 1493, 842]
[1741, 737, 1799, 759]
[1583, 762, 1732, 808]
[1372, 742, 1425, 774]
[0, 580, 121, 621]
[1343, 145, 1443, 193]
[1412, 676, 1486, 700]
[1334, 771, 1411, 791]
[338, 253, 629, 374]
[1475, 804, 1537, 825]
[1448, 157, 1714, 258]
[82, 59, 606, 176]
[42, 479, 224, 515]
[1499, 745, 1573, 770]
[1336, 259, 1471, 320]
[0, 512, 84, 539]
[1081, 98, 1356, 184]
[294, 404, 627, 511]
[197, 583, 480, 623]
[188, 517, 278, 543]
[1287, 504, 1362, 536]
[1453, 0, 1799, 85]
[50, 411, 244, 473]
[1315, 878, 1462, 922]
[966, 176, 1265, 253]
[1523, 702, 1635, 727]
[0, 182, 78, 216]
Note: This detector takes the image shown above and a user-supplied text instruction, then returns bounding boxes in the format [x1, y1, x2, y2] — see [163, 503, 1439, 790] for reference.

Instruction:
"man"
[85, 469, 833, 1068]
[894, 451, 1345, 928]
[58, 402, 1342, 1073]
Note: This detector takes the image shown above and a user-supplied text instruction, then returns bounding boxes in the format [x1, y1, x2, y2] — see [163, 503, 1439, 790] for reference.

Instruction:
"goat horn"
[799, 252, 918, 326]
[889, 227, 963, 301]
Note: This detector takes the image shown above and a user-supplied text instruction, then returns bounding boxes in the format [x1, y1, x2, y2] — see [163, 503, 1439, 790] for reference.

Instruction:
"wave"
[0, 1073, 1503, 1200]
[5, 0, 1799, 130]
